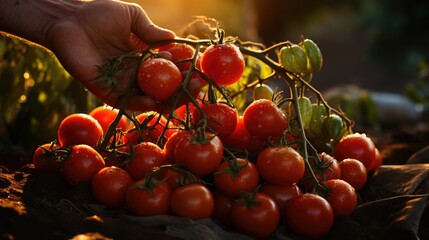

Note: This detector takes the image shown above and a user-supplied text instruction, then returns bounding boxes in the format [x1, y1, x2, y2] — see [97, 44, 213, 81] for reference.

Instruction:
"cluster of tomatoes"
[32, 36, 383, 239]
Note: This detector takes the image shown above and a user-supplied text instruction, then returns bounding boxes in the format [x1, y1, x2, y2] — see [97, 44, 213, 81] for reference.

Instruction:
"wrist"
[0, 0, 82, 48]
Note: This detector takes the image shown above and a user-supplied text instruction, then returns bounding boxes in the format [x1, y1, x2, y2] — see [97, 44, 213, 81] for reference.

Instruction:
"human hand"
[45, 0, 175, 111]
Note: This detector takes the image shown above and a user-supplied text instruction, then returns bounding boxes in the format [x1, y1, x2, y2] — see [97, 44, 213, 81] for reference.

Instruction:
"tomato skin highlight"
[91, 166, 134, 208]
[170, 183, 214, 220]
[285, 193, 334, 239]
[137, 58, 182, 101]
[60, 144, 105, 185]
[174, 133, 224, 176]
[231, 193, 280, 238]
[125, 179, 172, 216]
[200, 43, 245, 86]
[257, 146, 305, 185]
[57, 113, 103, 147]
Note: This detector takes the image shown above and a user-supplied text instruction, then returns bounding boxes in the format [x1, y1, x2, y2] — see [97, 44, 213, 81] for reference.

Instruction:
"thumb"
[129, 4, 176, 43]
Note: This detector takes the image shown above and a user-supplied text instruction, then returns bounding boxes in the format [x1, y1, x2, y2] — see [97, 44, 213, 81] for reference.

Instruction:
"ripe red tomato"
[334, 133, 377, 170]
[221, 116, 265, 154]
[257, 146, 305, 185]
[90, 166, 134, 208]
[170, 183, 214, 220]
[213, 191, 233, 227]
[163, 130, 192, 163]
[213, 158, 259, 198]
[259, 182, 302, 215]
[339, 158, 367, 190]
[325, 179, 357, 216]
[125, 178, 172, 216]
[243, 99, 289, 141]
[285, 193, 334, 239]
[155, 43, 196, 71]
[33, 142, 61, 172]
[137, 58, 182, 101]
[124, 142, 167, 180]
[174, 132, 224, 176]
[57, 113, 103, 147]
[231, 192, 280, 238]
[367, 147, 383, 171]
[89, 106, 129, 134]
[60, 144, 105, 185]
[200, 43, 245, 86]
[193, 103, 238, 138]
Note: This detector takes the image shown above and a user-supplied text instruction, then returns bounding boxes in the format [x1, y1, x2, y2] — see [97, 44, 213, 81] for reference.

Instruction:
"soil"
[2, 123, 429, 240]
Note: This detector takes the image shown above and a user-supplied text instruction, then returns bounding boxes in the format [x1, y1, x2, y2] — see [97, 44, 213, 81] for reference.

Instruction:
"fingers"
[128, 4, 175, 43]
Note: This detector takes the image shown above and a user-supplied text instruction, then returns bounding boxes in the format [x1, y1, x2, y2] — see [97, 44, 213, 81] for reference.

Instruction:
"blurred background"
[1, 0, 428, 157]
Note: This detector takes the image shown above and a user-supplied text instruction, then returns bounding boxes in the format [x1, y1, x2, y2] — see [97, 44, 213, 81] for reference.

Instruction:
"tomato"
[124, 142, 167, 180]
[257, 146, 305, 185]
[301, 152, 341, 191]
[259, 182, 302, 215]
[200, 43, 245, 86]
[155, 43, 196, 71]
[307, 103, 327, 139]
[325, 179, 357, 216]
[322, 113, 345, 142]
[252, 83, 273, 100]
[123, 111, 172, 145]
[193, 103, 238, 138]
[90, 166, 134, 208]
[163, 130, 192, 163]
[279, 44, 308, 73]
[338, 158, 367, 190]
[299, 38, 323, 73]
[137, 58, 182, 101]
[176, 71, 207, 107]
[289, 96, 312, 129]
[231, 192, 280, 238]
[33, 142, 62, 172]
[125, 178, 172, 216]
[221, 116, 265, 154]
[174, 132, 224, 176]
[334, 133, 377, 170]
[57, 113, 103, 147]
[60, 144, 105, 185]
[213, 191, 233, 227]
[89, 106, 129, 134]
[156, 167, 200, 190]
[370, 148, 383, 171]
[243, 99, 289, 141]
[285, 193, 334, 239]
[213, 158, 259, 198]
[170, 183, 214, 219]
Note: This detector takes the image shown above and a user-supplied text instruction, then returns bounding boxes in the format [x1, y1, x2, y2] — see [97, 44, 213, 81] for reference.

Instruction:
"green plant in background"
[405, 60, 429, 107]
[0, 35, 99, 154]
